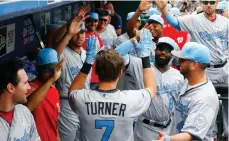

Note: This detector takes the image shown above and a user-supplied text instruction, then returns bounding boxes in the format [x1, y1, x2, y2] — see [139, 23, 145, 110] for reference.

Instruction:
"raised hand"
[85, 35, 97, 64]
[77, 5, 91, 21]
[51, 58, 66, 82]
[68, 16, 82, 35]
[67, 5, 90, 35]
[135, 29, 153, 57]
[155, 0, 168, 10]
[138, 0, 153, 13]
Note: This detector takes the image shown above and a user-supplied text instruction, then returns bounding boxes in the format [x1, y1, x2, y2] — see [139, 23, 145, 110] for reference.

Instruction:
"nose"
[160, 50, 167, 54]
[27, 83, 31, 90]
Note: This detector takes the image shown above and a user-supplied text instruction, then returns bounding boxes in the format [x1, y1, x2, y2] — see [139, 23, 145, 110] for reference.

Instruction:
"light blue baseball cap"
[36, 48, 59, 72]
[217, 0, 229, 10]
[157, 37, 179, 50]
[87, 12, 99, 21]
[146, 8, 160, 16]
[147, 14, 164, 25]
[170, 7, 180, 15]
[171, 42, 211, 64]
[126, 12, 141, 21]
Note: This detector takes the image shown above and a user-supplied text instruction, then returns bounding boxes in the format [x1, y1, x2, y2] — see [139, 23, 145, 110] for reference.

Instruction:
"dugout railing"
[214, 83, 228, 141]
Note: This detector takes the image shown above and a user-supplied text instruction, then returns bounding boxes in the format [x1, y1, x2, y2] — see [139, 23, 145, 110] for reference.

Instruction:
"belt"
[208, 61, 227, 68]
[143, 118, 171, 128]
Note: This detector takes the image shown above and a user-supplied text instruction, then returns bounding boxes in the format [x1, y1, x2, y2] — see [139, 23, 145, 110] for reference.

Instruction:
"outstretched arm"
[135, 29, 157, 98]
[69, 36, 97, 94]
[53, 5, 90, 57]
[156, 0, 180, 30]
[154, 132, 193, 141]
[126, 0, 152, 38]
[26, 59, 65, 112]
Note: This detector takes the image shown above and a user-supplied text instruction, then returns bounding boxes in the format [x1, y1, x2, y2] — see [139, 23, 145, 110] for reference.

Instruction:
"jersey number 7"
[95, 120, 114, 141]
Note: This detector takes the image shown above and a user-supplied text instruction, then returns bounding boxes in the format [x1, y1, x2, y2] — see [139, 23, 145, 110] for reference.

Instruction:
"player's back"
[69, 88, 151, 141]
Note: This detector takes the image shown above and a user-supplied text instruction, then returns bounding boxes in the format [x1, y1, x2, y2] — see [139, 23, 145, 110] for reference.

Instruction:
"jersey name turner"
[85, 102, 126, 117]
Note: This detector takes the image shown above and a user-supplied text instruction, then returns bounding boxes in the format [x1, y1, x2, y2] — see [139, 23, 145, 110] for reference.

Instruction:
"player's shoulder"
[62, 46, 72, 56]
[217, 14, 229, 22]
[70, 89, 91, 97]
[191, 79, 218, 105]
[15, 104, 32, 115]
[116, 13, 122, 20]
[168, 67, 184, 83]
[80, 47, 86, 54]
[169, 67, 183, 76]
[121, 89, 150, 96]
[120, 89, 151, 104]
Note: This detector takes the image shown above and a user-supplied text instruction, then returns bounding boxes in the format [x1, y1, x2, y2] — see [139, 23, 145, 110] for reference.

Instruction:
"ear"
[6, 83, 15, 94]
[118, 69, 123, 78]
[190, 61, 198, 70]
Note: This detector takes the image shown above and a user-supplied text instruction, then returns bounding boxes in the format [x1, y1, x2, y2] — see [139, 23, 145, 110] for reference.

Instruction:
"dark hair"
[95, 49, 125, 82]
[199, 63, 209, 70]
[0, 59, 24, 94]
[98, 9, 110, 17]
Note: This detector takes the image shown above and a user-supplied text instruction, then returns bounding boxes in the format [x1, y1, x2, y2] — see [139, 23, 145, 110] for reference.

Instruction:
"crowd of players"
[0, 0, 228, 141]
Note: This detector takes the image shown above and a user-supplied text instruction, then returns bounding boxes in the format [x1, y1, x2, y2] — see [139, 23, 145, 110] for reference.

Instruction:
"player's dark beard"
[155, 54, 171, 67]
[180, 66, 190, 78]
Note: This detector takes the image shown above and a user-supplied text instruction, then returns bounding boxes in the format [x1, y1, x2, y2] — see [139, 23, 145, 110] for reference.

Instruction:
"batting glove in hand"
[85, 35, 97, 64]
[135, 29, 153, 58]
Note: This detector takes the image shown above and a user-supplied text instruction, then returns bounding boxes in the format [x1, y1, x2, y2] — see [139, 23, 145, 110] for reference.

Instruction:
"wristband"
[80, 62, 92, 74]
[165, 135, 170, 141]
[142, 57, 151, 68]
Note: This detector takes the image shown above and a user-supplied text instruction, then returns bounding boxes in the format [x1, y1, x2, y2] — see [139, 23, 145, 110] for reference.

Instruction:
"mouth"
[159, 56, 167, 59]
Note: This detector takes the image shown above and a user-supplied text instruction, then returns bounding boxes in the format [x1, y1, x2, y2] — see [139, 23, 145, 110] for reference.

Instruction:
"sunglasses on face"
[202, 1, 216, 5]
[156, 46, 173, 53]
[216, 9, 224, 14]
[99, 18, 108, 22]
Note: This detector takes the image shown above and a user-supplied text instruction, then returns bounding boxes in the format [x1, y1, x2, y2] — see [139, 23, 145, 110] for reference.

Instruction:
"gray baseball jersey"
[56, 47, 91, 141]
[56, 47, 91, 98]
[0, 104, 40, 141]
[205, 60, 228, 83]
[98, 27, 117, 49]
[120, 55, 144, 90]
[134, 64, 184, 140]
[174, 79, 219, 141]
[115, 32, 130, 47]
[177, 13, 229, 65]
[69, 88, 151, 141]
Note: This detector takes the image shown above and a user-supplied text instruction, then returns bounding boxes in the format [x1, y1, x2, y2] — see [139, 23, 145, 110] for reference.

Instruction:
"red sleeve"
[95, 34, 104, 48]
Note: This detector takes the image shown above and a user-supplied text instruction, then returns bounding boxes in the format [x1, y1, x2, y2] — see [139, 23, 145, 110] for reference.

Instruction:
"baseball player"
[216, 0, 229, 19]
[134, 37, 184, 140]
[125, 0, 181, 68]
[155, 42, 219, 141]
[0, 59, 40, 141]
[54, 13, 91, 141]
[115, 35, 184, 140]
[68, 30, 157, 141]
[26, 48, 65, 141]
[156, 0, 229, 83]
